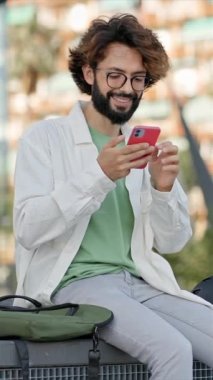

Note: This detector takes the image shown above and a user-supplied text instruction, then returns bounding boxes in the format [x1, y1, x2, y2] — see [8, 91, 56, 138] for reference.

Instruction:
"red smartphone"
[127, 125, 161, 168]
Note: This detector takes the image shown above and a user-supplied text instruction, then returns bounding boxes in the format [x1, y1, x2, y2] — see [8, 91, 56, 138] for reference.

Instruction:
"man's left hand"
[148, 141, 179, 192]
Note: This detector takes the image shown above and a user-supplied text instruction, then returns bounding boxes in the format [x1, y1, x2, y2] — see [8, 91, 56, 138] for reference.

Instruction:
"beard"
[91, 79, 143, 125]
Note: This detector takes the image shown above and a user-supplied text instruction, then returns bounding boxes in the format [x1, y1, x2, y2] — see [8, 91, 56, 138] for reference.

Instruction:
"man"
[14, 14, 213, 380]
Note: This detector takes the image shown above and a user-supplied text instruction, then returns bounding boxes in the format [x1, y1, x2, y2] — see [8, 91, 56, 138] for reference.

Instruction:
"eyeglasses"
[95, 68, 150, 91]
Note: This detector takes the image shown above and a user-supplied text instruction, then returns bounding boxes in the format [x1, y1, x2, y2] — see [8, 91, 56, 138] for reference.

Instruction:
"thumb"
[104, 134, 125, 148]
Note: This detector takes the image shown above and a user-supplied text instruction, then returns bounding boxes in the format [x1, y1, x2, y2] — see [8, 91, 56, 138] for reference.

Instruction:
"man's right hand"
[97, 135, 155, 181]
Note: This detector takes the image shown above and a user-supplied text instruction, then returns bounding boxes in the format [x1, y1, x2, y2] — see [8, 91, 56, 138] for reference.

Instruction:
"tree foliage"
[166, 227, 213, 291]
[8, 15, 61, 94]
[166, 148, 213, 290]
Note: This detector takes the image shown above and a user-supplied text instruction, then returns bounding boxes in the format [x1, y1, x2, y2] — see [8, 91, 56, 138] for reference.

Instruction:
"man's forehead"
[104, 42, 137, 56]
[101, 42, 145, 69]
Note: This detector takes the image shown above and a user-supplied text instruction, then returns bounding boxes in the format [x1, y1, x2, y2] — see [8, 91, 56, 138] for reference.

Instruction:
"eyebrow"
[108, 67, 146, 75]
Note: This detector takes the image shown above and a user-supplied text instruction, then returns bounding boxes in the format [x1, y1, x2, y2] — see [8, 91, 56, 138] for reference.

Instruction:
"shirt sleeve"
[13, 136, 115, 250]
[150, 179, 193, 253]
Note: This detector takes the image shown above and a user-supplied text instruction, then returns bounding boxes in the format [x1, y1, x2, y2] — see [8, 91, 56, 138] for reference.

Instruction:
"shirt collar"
[68, 100, 132, 144]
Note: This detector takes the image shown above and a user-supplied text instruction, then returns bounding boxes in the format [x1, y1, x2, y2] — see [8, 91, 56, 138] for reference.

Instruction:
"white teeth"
[113, 96, 130, 103]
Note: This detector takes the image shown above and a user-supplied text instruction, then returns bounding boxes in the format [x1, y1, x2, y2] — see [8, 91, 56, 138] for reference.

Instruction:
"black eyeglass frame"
[95, 68, 152, 91]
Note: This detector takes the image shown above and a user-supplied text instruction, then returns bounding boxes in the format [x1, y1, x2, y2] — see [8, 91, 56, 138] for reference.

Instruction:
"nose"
[121, 77, 134, 93]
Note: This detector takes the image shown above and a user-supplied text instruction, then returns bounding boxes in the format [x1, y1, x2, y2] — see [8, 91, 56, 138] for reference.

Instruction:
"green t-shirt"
[59, 127, 138, 290]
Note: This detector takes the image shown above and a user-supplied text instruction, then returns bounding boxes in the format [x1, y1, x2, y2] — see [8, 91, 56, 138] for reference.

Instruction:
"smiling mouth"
[111, 95, 132, 107]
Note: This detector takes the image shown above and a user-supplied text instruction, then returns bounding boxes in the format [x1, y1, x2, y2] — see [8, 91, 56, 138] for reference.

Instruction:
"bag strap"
[14, 332, 101, 380]
[14, 331, 101, 380]
[0, 295, 79, 314]
[0, 295, 42, 308]
[14, 340, 29, 380]
[88, 327, 101, 380]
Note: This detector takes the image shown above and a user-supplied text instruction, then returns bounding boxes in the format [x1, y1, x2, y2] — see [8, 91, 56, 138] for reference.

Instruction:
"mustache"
[107, 91, 138, 101]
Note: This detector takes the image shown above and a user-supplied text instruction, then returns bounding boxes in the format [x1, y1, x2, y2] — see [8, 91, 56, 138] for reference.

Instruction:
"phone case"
[128, 126, 161, 146]
[127, 126, 161, 169]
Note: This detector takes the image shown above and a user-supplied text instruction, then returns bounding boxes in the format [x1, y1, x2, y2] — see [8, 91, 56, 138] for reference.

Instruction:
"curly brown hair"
[68, 13, 170, 95]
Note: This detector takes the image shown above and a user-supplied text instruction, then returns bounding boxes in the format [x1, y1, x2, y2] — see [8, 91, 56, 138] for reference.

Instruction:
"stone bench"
[0, 339, 212, 379]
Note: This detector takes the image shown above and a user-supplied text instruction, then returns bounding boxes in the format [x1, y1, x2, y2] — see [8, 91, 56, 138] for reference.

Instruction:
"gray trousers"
[53, 271, 213, 380]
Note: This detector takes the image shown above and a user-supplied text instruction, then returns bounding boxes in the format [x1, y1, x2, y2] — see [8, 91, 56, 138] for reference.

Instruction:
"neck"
[83, 101, 121, 137]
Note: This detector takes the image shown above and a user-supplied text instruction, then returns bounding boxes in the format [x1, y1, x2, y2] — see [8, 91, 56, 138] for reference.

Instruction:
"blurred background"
[0, 0, 212, 295]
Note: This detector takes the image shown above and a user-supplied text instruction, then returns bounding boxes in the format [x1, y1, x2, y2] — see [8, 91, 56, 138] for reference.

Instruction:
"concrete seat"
[0, 339, 212, 379]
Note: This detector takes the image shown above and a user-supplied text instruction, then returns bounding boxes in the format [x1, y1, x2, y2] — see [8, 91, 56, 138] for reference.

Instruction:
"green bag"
[0, 295, 114, 380]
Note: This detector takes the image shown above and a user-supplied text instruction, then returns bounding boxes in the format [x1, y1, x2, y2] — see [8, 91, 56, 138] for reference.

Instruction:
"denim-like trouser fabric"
[53, 271, 213, 380]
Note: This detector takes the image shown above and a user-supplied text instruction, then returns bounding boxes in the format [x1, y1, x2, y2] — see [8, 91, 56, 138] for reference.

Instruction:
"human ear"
[82, 64, 94, 85]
